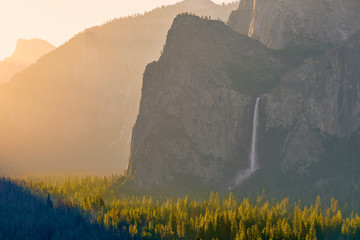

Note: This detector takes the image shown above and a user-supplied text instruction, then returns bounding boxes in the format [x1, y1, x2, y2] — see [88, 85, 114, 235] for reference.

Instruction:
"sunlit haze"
[0, 0, 235, 61]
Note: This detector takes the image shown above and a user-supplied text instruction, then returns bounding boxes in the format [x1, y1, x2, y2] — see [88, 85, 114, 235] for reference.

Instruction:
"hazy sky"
[0, 0, 234, 61]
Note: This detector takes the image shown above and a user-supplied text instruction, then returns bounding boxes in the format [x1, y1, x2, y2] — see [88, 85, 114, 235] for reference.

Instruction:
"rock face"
[129, 12, 360, 197]
[128, 14, 286, 189]
[264, 30, 360, 174]
[0, 0, 239, 175]
[0, 39, 55, 84]
[228, 0, 360, 49]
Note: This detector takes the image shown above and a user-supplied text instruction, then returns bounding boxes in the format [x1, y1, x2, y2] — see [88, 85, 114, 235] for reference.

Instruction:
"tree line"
[4, 176, 358, 239]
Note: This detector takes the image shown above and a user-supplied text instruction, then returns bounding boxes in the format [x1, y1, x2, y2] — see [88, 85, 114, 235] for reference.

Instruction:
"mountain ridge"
[0, 1, 239, 175]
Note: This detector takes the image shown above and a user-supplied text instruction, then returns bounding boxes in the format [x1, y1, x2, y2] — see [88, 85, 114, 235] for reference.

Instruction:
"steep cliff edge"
[228, 0, 360, 49]
[129, 13, 360, 204]
[128, 14, 287, 189]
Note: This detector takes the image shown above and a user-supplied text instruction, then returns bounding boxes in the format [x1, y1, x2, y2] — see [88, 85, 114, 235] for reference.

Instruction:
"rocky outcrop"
[228, 0, 360, 49]
[266, 31, 360, 137]
[264, 30, 360, 174]
[129, 14, 360, 192]
[128, 14, 286, 189]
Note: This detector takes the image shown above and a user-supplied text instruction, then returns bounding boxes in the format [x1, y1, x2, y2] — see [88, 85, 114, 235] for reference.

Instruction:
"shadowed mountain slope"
[0, 178, 119, 239]
[0, 0, 239, 175]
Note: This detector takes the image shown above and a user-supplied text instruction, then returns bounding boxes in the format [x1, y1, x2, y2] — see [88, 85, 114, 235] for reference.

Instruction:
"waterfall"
[250, 97, 260, 172]
[233, 97, 261, 187]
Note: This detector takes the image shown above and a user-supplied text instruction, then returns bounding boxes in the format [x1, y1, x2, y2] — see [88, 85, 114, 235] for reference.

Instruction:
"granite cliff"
[264, 30, 360, 174]
[228, 0, 360, 49]
[128, 15, 286, 189]
[129, 13, 360, 205]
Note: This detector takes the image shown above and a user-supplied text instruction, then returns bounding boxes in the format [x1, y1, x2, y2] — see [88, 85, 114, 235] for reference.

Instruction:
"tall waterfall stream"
[233, 97, 261, 187]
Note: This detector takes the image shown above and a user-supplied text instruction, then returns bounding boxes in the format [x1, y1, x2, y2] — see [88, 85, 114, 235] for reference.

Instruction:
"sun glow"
[0, 0, 235, 61]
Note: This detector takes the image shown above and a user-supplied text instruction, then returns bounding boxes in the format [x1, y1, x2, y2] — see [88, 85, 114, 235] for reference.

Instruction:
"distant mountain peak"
[7, 39, 55, 64]
[0, 38, 55, 85]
